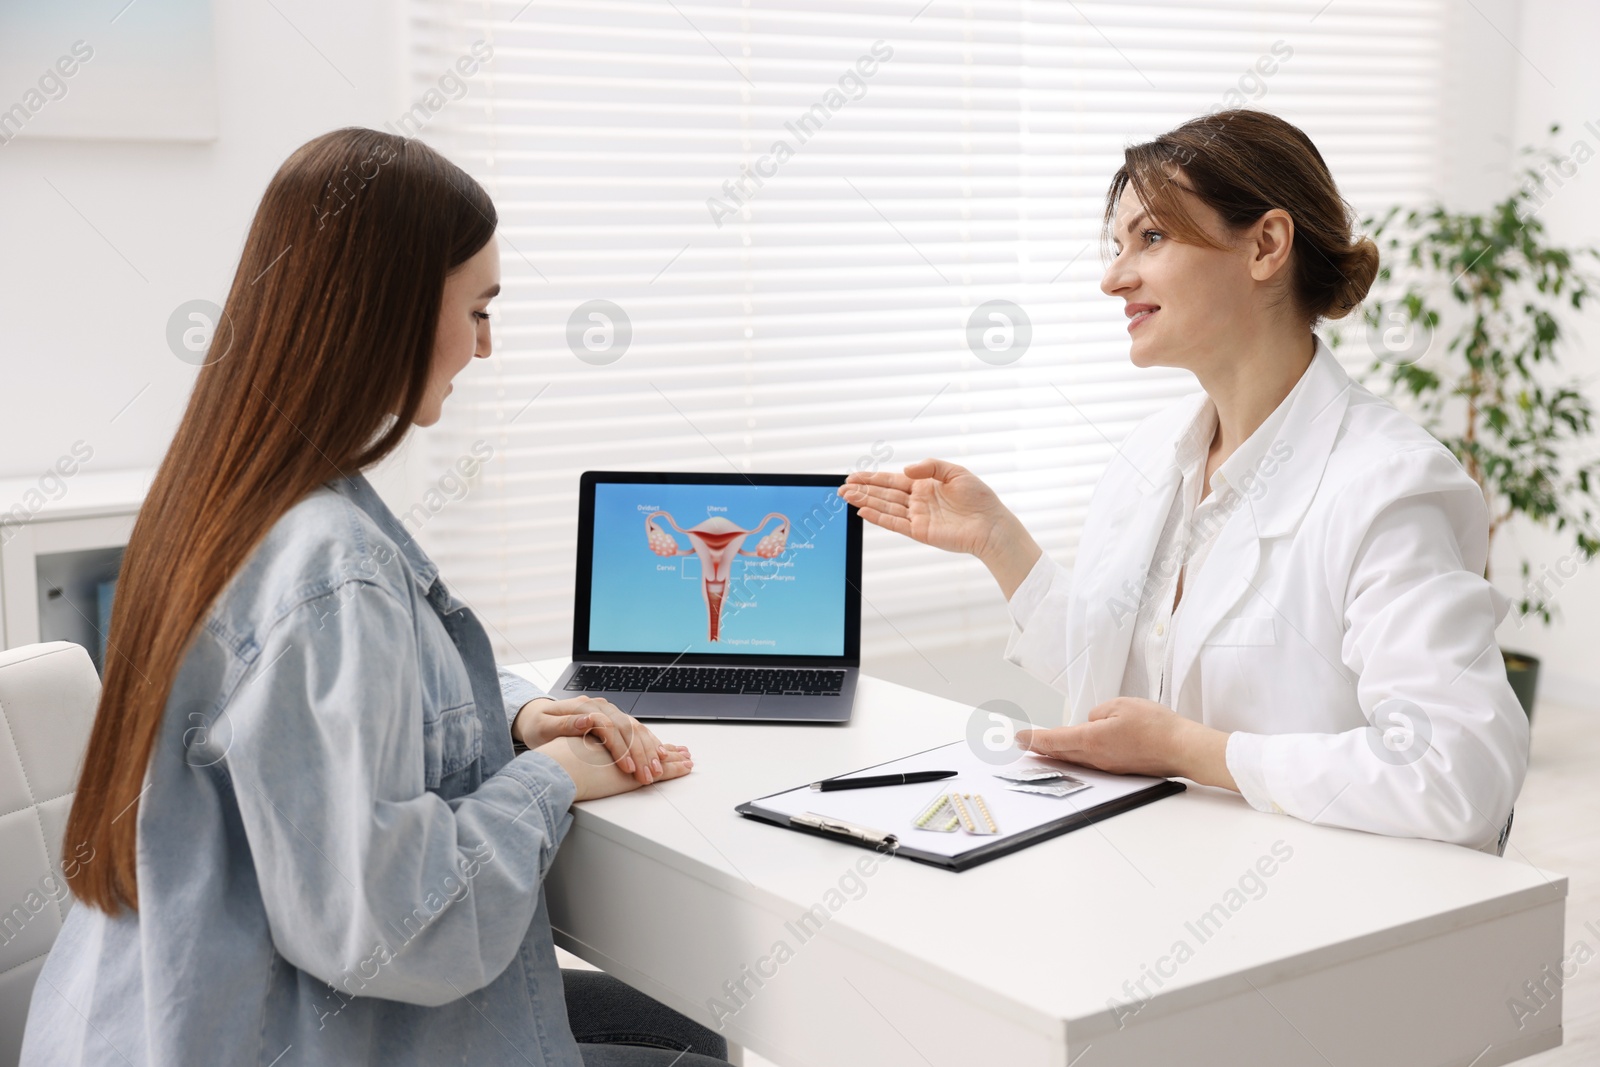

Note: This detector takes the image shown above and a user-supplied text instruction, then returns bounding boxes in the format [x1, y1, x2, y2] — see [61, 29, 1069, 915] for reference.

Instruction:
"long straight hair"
[66, 128, 498, 913]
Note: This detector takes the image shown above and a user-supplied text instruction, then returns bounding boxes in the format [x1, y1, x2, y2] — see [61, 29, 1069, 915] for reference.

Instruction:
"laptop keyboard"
[566, 664, 846, 696]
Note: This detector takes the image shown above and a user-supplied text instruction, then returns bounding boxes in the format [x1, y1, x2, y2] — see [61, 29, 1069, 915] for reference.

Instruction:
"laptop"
[551, 471, 863, 722]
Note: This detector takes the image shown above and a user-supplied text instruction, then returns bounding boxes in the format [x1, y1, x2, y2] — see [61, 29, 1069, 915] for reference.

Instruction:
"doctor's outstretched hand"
[1015, 698, 1240, 792]
[839, 459, 1045, 599]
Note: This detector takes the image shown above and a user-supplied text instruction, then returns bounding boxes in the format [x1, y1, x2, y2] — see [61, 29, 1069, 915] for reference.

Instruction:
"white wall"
[1440, 0, 1522, 208]
[0, 0, 416, 498]
[1490, 0, 1600, 707]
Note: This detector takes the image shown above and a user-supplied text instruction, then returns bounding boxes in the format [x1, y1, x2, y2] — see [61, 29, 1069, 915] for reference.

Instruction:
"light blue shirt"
[22, 473, 585, 1066]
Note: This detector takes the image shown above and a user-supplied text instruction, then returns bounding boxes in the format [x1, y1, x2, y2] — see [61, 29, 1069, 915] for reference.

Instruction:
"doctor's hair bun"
[1321, 235, 1380, 320]
[1104, 108, 1381, 326]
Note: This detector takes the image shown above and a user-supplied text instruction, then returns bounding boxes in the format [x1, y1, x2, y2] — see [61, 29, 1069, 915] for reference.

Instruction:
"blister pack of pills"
[913, 792, 961, 832]
[912, 791, 1000, 835]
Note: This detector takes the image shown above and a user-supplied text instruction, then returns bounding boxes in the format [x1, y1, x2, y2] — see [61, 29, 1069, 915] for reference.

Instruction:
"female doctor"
[841, 109, 1528, 852]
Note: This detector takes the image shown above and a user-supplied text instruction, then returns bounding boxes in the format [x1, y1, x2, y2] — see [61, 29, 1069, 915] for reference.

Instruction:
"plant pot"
[1503, 650, 1540, 722]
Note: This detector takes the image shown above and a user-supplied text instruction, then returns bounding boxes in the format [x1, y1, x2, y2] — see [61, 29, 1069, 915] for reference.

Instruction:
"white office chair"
[0, 643, 100, 1067]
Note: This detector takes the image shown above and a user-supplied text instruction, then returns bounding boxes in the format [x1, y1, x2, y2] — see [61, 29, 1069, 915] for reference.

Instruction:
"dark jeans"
[564, 969, 730, 1066]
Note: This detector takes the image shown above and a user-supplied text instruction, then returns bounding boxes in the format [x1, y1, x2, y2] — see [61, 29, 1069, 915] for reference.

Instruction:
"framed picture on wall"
[0, 0, 217, 145]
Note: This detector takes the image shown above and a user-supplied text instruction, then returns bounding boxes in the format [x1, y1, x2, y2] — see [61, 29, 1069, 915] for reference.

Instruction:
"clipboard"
[735, 739, 1185, 872]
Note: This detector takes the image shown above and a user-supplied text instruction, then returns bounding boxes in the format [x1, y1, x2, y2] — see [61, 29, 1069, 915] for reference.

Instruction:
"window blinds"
[405, 0, 1444, 669]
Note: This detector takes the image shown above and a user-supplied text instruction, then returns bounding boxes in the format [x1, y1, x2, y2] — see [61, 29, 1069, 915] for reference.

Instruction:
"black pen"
[809, 770, 957, 792]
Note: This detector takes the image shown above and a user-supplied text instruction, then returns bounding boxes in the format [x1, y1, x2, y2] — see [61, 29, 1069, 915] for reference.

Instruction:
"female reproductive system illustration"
[645, 510, 790, 641]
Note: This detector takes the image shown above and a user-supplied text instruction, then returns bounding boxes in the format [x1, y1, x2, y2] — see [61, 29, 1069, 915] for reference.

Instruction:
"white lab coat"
[1004, 337, 1529, 851]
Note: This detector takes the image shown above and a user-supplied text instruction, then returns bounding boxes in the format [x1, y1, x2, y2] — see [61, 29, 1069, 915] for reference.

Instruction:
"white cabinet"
[0, 469, 153, 675]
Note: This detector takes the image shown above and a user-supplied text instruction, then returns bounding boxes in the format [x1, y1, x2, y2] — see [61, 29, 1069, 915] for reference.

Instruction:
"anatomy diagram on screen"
[645, 511, 790, 641]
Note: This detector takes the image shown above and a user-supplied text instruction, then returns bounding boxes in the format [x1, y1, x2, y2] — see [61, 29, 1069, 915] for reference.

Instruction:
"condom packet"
[994, 766, 1080, 783]
[1005, 778, 1090, 798]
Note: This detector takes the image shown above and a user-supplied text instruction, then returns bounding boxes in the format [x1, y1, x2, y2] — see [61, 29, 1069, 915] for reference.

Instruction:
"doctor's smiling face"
[1096, 111, 1380, 384]
[415, 234, 501, 427]
[1100, 184, 1297, 376]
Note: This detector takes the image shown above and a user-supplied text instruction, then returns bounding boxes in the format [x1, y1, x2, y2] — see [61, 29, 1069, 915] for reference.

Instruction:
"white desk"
[511, 659, 1565, 1067]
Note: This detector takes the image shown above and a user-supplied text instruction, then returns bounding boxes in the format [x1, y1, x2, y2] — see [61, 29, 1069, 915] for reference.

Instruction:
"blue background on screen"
[589, 482, 847, 656]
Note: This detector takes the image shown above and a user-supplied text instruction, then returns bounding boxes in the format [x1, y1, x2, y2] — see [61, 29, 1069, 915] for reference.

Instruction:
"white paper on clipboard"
[749, 740, 1173, 860]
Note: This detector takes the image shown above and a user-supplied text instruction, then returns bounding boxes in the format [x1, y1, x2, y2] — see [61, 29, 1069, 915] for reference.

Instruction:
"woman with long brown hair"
[843, 109, 1529, 852]
[22, 129, 729, 1066]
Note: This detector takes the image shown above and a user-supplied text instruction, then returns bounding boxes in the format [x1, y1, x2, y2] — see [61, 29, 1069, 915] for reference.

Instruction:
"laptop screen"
[584, 478, 854, 659]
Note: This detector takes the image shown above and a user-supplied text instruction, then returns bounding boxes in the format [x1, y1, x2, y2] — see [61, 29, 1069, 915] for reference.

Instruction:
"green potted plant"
[1342, 127, 1600, 720]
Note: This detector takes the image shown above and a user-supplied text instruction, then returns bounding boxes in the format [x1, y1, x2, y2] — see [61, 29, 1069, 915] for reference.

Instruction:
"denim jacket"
[21, 473, 585, 1066]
